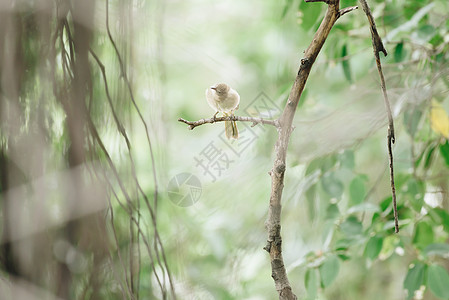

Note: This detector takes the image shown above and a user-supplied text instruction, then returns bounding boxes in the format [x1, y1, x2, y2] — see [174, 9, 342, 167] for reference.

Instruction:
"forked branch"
[339, 6, 358, 17]
[264, 1, 350, 298]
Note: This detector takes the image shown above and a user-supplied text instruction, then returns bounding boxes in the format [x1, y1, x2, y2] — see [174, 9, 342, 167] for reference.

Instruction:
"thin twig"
[338, 6, 358, 17]
[359, 0, 398, 233]
[305, 0, 330, 3]
[89, 49, 130, 147]
[375, 53, 398, 233]
[86, 117, 166, 295]
[89, 47, 137, 297]
[358, 0, 387, 57]
[105, 0, 176, 296]
[178, 116, 279, 130]
[90, 47, 171, 298]
[91, 45, 172, 298]
[85, 134, 132, 300]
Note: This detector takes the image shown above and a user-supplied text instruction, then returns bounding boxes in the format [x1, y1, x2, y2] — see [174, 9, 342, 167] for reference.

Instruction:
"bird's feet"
[212, 111, 218, 122]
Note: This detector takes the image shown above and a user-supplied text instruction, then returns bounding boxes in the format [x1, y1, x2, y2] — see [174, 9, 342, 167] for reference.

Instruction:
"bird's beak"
[210, 86, 216, 90]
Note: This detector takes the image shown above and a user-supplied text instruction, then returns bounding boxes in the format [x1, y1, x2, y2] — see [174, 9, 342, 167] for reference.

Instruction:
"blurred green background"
[1, 0, 449, 299]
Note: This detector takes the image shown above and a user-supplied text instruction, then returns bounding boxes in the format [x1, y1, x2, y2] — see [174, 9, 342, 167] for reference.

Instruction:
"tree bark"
[264, 1, 350, 299]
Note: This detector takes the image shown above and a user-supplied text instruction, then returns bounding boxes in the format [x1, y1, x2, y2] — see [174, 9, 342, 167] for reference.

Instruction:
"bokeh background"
[0, 0, 449, 299]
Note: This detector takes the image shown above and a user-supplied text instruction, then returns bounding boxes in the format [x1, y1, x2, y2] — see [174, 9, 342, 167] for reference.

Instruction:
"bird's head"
[211, 83, 230, 96]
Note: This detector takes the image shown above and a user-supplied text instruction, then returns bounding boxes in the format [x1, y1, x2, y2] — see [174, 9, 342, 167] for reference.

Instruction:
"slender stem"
[359, 0, 398, 233]
[178, 116, 279, 130]
[105, 0, 177, 296]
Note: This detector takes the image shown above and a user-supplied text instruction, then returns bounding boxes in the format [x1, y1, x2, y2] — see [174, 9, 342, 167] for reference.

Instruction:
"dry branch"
[359, 0, 398, 233]
[178, 116, 279, 130]
[263, 1, 348, 298]
[339, 6, 358, 17]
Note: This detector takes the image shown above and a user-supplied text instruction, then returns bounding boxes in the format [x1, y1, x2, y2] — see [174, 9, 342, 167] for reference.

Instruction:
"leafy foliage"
[280, 0, 449, 299]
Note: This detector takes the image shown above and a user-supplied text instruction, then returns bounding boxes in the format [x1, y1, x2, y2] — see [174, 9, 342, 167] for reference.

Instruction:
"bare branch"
[305, 0, 330, 3]
[359, 0, 387, 57]
[265, 1, 342, 299]
[338, 6, 358, 18]
[178, 116, 279, 130]
[359, 0, 398, 233]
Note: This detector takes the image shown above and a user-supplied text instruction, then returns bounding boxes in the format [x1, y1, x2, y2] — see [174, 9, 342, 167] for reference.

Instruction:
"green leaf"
[337, 254, 351, 261]
[413, 221, 434, 249]
[395, 173, 412, 192]
[386, 3, 435, 41]
[405, 178, 425, 213]
[417, 24, 436, 42]
[281, 0, 293, 19]
[404, 1, 428, 19]
[379, 235, 398, 260]
[341, 44, 352, 83]
[434, 208, 449, 233]
[305, 268, 318, 300]
[321, 155, 338, 172]
[403, 262, 426, 300]
[339, 150, 355, 170]
[424, 244, 449, 257]
[349, 175, 367, 206]
[364, 236, 384, 260]
[306, 158, 322, 175]
[299, 1, 323, 31]
[321, 173, 344, 198]
[340, 216, 363, 236]
[319, 255, 340, 288]
[306, 155, 336, 175]
[430, 33, 444, 47]
[371, 212, 381, 224]
[415, 142, 432, 169]
[394, 42, 406, 63]
[335, 238, 352, 251]
[440, 141, 449, 166]
[380, 196, 393, 212]
[306, 184, 317, 222]
[424, 144, 436, 169]
[428, 264, 449, 299]
[403, 106, 422, 137]
[325, 203, 340, 220]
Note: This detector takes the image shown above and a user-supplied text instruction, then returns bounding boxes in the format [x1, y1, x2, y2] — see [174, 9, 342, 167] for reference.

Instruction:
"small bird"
[205, 83, 240, 139]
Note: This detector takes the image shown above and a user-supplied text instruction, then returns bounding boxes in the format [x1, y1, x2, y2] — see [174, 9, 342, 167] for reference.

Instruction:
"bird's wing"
[206, 88, 219, 111]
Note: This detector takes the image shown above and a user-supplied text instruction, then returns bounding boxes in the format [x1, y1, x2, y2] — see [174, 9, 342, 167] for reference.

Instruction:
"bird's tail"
[224, 113, 238, 139]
